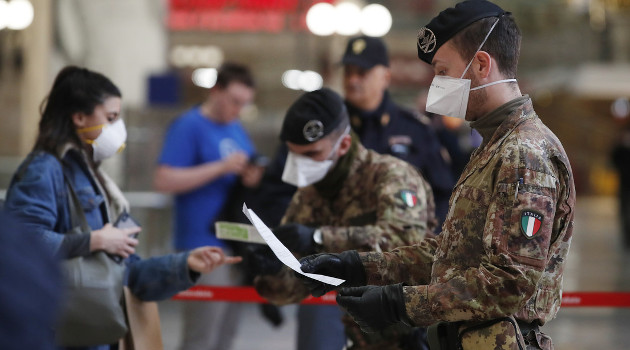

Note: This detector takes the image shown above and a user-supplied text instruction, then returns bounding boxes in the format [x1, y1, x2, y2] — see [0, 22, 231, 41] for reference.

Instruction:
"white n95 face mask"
[80, 119, 127, 162]
[425, 17, 516, 120]
[281, 126, 349, 187]
[282, 152, 334, 188]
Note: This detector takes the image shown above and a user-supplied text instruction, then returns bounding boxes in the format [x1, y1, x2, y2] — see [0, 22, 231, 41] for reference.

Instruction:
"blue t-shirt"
[158, 107, 255, 250]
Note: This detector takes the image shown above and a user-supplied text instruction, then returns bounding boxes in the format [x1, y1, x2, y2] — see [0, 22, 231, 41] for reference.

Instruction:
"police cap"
[417, 0, 507, 64]
[342, 35, 389, 69]
[280, 88, 347, 145]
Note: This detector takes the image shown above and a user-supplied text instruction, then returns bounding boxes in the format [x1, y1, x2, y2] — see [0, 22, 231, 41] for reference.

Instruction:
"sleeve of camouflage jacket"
[362, 140, 572, 327]
[359, 237, 439, 287]
[253, 266, 311, 305]
[318, 164, 435, 253]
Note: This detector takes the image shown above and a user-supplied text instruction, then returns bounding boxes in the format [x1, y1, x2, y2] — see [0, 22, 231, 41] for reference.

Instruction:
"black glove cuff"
[341, 250, 367, 287]
[385, 283, 414, 327]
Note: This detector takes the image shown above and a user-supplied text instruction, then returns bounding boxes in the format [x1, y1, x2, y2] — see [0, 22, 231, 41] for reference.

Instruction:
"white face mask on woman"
[79, 119, 127, 162]
[425, 17, 516, 119]
[281, 127, 349, 188]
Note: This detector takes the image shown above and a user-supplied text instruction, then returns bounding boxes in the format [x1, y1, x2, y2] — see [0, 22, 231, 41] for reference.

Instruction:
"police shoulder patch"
[399, 190, 418, 208]
[520, 210, 543, 239]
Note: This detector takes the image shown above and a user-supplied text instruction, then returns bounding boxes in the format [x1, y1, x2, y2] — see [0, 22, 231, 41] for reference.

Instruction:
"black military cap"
[342, 35, 389, 69]
[417, 0, 507, 64]
[280, 88, 347, 145]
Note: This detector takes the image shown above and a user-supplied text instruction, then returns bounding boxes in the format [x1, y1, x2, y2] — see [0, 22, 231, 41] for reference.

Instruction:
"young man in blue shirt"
[154, 62, 261, 350]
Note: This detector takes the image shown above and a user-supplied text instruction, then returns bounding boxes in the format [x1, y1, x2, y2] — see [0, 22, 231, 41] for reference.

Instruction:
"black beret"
[342, 35, 389, 69]
[417, 0, 507, 64]
[280, 88, 347, 145]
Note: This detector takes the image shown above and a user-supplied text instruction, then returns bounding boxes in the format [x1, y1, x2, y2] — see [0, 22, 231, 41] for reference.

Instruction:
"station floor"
[157, 196, 630, 350]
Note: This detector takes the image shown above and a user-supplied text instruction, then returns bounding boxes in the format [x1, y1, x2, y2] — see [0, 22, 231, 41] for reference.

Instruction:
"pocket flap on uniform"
[76, 186, 105, 212]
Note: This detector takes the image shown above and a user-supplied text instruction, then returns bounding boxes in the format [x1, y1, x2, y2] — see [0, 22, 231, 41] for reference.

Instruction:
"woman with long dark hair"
[4, 66, 241, 350]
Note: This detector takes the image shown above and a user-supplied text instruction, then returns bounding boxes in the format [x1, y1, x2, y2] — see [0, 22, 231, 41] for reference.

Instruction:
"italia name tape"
[173, 286, 630, 307]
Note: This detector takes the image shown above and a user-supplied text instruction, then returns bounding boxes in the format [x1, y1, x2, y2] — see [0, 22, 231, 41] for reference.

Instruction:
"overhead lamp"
[0, 1, 9, 30]
[282, 70, 323, 92]
[192, 68, 218, 89]
[611, 98, 630, 119]
[306, 2, 392, 37]
[360, 4, 392, 37]
[298, 70, 323, 92]
[306, 3, 336, 36]
[334, 2, 361, 36]
[0, 0, 34, 30]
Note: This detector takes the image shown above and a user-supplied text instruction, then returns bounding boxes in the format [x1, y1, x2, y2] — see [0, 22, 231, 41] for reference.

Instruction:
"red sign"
[168, 0, 333, 32]
[170, 0, 298, 11]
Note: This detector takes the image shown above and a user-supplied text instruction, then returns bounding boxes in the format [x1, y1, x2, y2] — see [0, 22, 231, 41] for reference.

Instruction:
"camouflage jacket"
[361, 98, 575, 334]
[255, 142, 435, 349]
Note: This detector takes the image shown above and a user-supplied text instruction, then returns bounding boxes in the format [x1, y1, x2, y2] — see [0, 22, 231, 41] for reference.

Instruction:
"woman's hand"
[187, 246, 243, 274]
[90, 223, 140, 258]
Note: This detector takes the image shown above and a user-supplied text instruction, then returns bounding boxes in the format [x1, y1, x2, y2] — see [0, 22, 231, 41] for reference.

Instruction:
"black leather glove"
[272, 223, 317, 254]
[259, 304, 284, 327]
[336, 284, 412, 333]
[298, 250, 366, 297]
[246, 245, 283, 276]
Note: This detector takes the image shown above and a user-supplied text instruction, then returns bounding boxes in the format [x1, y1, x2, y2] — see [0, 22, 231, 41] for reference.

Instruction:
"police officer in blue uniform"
[342, 36, 454, 228]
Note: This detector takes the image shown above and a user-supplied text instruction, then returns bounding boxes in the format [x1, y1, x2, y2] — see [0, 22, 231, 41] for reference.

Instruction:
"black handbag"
[55, 162, 128, 346]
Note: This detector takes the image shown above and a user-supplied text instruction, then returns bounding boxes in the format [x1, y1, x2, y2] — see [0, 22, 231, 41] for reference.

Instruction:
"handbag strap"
[63, 168, 91, 234]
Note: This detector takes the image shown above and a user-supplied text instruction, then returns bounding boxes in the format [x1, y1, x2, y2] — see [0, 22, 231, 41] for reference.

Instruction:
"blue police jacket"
[346, 91, 455, 229]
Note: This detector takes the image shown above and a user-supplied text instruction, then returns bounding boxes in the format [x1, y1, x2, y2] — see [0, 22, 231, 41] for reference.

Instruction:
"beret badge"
[417, 27, 437, 54]
[303, 120, 325, 142]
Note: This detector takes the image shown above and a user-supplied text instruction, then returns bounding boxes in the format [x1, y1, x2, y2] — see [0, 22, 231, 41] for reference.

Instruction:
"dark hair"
[215, 62, 255, 89]
[451, 14, 521, 79]
[34, 66, 121, 153]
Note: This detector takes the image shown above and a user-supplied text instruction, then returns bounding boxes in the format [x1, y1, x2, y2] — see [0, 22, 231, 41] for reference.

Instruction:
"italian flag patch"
[399, 190, 418, 208]
[520, 210, 543, 239]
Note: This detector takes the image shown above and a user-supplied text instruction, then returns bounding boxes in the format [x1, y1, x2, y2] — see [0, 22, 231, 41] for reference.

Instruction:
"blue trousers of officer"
[297, 304, 345, 350]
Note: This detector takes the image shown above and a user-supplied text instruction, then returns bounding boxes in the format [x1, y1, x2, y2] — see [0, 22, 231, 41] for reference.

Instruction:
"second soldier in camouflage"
[253, 88, 436, 350]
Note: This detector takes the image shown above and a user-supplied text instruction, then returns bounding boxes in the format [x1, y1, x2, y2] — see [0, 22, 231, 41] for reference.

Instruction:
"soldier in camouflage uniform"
[298, 2, 575, 350]
[253, 88, 436, 350]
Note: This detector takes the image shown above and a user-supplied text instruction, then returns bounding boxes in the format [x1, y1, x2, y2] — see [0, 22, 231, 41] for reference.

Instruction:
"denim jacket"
[5, 147, 198, 349]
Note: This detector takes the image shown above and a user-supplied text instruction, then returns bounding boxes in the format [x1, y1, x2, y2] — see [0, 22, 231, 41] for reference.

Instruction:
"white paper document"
[242, 203, 345, 286]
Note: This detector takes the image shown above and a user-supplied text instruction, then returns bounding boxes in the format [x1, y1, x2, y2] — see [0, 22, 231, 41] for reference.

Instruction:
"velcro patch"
[399, 190, 418, 208]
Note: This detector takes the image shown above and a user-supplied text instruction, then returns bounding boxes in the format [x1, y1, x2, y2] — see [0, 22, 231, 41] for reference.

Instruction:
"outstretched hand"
[187, 246, 242, 274]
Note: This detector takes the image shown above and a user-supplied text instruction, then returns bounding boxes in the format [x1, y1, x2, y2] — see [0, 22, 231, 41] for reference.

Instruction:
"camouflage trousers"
[427, 316, 553, 350]
[343, 317, 428, 350]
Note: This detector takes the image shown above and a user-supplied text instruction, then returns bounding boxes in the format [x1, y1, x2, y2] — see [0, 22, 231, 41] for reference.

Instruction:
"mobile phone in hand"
[249, 154, 270, 167]
[114, 210, 141, 239]
[111, 210, 141, 263]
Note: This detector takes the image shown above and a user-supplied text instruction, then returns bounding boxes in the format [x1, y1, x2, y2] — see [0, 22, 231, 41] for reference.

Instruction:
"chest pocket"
[76, 186, 105, 213]
[496, 182, 555, 268]
[436, 184, 489, 262]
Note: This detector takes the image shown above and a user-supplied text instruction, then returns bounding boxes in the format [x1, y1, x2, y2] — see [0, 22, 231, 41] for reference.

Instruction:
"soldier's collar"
[470, 95, 530, 148]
